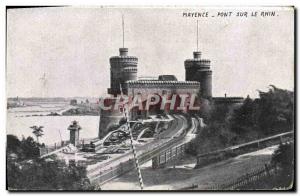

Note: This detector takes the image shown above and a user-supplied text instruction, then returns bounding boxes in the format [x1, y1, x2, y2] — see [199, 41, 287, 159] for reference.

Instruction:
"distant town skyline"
[7, 7, 294, 98]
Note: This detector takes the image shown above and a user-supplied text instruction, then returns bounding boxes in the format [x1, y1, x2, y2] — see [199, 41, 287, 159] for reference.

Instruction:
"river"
[7, 104, 100, 144]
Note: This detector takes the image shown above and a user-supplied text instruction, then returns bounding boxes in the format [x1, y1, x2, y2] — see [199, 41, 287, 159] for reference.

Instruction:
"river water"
[7, 104, 100, 144]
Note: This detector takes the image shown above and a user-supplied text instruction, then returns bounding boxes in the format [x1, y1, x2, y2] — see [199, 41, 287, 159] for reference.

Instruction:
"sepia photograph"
[5, 6, 295, 191]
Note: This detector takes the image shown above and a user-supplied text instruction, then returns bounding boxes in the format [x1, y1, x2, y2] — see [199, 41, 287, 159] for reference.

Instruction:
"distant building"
[70, 99, 77, 106]
[158, 75, 178, 81]
[213, 96, 244, 106]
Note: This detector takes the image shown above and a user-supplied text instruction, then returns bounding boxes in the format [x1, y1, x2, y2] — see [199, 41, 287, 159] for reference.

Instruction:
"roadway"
[87, 114, 189, 181]
[99, 116, 204, 190]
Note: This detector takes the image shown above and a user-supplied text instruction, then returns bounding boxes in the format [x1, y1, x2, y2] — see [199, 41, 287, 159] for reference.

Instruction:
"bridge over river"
[87, 114, 202, 185]
[38, 113, 204, 187]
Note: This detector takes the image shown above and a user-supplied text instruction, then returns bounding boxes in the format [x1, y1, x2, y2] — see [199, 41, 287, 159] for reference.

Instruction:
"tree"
[7, 134, 21, 153]
[229, 96, 255, 134]
[20, 136, 41, 160]
[30, 126, 44, 143]
[7, 134, 95, 190]
[7, 135, 40, 160]
[7, 156, 95, 190]
[256, 86, 294, 135]
[228, 86, 294, 137]
[271, 142, 294, 188]
[188, 122, 237, 155]
[189, 85, 294, 156]
[272, 142, 294, 173]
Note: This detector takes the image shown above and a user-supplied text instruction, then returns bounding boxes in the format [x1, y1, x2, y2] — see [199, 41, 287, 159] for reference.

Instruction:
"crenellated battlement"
[184, 59, 211, 64]
[184, 60, 211, 69]
[126, 80, 200, 89]
[123, 67, 138, 72]
[110, 62, 138, 68]
[197, 69, 212, 74]
[110, 56, 138, 63]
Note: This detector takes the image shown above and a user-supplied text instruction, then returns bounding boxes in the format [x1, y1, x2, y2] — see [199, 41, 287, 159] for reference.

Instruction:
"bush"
[271, 142, 294, 188]
[7, 134, 95, 190]
[188, 122, 237, 155]
[189, 86, 294, 156]
[7, 135, 41, 160]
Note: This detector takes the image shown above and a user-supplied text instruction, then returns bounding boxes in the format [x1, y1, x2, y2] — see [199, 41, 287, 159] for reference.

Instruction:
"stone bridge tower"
[184, 51, 212, 99]
[107, 48, 138, 96]
[100, 47, 138, 139]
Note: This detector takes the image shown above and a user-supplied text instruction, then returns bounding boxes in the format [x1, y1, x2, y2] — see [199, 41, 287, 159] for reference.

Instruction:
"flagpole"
[197, 20, 199, 51]
[122, 15, 125, 48]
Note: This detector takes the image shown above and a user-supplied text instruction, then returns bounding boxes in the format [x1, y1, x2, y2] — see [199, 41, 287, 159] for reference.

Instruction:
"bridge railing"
[91, 158, 136, 185]
[87, 130, 182, 177]
[91, 130, 293, 187]
[90, 118, 189, 184]
[90, 115, 197, 184]
[138, 130, 187, 165]
[152, 142, 189, 168]
[90, 133, 187, 183]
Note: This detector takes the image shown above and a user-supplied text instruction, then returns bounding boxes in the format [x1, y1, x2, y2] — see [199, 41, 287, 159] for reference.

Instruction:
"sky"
[6, 7, 294, 98]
